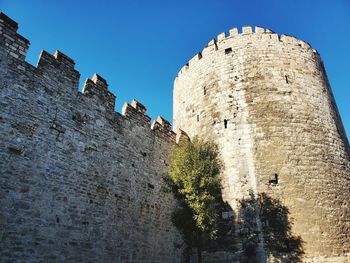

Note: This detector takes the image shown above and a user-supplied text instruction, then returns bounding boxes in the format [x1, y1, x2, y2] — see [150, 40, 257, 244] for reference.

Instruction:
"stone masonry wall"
[0, 13, 185, 262]
[174, 26, 350, 262]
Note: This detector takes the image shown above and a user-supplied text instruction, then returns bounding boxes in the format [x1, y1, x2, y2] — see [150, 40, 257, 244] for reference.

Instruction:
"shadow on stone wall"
[203, 200, 236, 252]
[239, 193, 305, 263]
[258, 193, 304, 262]
[165, 169, 304, 263]
[168, 187, 237, 262]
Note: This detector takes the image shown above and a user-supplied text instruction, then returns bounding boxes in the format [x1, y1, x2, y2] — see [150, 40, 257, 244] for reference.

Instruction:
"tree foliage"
[168, 136, 222, 256]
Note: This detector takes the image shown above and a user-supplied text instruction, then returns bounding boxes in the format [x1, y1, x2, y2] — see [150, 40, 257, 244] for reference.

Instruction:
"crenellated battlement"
[0, 12, 183, 145]
[37, 50, 78, 73]
[176, 26, 315, 78]
[53, 50, 76, 69]
[151, 116, 176, 142]
[0, 12, 30, 60]
[36, 49, 80, 90]
[152, 116, 171, 131]
[175, 128, 190, 144]
[122, 99, 152, 125]
[82, 74, 116, 111]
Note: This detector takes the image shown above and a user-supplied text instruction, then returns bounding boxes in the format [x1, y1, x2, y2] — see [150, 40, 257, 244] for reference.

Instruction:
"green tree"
[168, 137, 222, 263]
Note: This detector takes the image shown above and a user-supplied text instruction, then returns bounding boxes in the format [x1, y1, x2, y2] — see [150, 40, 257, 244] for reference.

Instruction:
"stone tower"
[173, 26, 350, 261]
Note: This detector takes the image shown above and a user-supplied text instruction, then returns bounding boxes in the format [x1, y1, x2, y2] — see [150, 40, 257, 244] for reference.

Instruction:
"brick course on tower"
[0, 13, 349, 263]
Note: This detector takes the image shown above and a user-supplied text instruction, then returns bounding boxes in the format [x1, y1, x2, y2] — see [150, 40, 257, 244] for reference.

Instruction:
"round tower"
[173, 26, 350, 261]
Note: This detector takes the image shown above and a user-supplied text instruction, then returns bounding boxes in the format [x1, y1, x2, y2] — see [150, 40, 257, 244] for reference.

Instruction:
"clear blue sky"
[1, 0, 349, 138]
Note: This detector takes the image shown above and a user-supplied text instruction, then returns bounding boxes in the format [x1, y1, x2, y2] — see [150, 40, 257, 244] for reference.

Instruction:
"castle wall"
[174, 26, 350, 261]
[0, 13, 184, 262]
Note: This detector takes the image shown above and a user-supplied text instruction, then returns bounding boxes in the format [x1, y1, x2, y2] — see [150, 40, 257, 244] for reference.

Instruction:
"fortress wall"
[0, 13, 183, 262]
[2, 12, 350, 263]
[174, 26, 350, 261]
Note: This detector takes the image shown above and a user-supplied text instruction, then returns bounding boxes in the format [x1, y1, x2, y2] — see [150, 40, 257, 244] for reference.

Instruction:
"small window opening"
[225, 48, 232, 54]
[224, 119, 228, 128]
[203, 87, 206, 95]
[197, 115, 199, 122]
[285, 75, 289, 84]
[8, 146, 22, 155]
[269, 174, 279, 185]
[56, 216, 60, 223]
